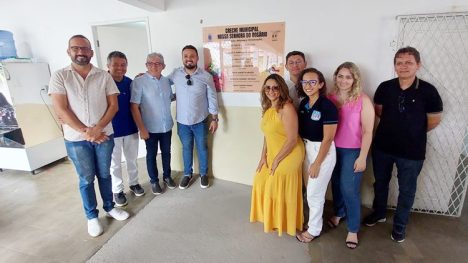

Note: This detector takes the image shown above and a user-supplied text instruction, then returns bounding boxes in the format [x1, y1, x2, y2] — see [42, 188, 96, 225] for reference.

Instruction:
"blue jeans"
[372, 148, 424, 234]
[177, 120, 208, 177]
[145, 130, 172, 183]
[65, 137, 115, 219]
[331, 148, 363, 233]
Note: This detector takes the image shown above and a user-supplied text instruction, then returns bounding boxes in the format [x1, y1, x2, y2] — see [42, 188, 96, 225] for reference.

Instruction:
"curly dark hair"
[260, 74, 291, 114]
[296, 68, 327, 98]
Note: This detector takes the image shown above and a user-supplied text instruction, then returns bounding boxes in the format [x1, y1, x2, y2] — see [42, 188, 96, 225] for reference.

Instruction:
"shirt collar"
[65, 64, 98, 76]
[109, 73, 126, 83]
[177, 66, 202, 75]
[304, 96, 322, 110]
[144, 72, 164, 80]
[397, 77, 419, 91]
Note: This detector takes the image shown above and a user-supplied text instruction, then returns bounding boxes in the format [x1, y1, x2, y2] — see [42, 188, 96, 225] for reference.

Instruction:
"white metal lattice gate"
[389, 12, 468, 217]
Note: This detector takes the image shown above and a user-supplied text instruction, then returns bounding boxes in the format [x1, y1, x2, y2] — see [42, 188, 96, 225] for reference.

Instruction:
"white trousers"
[304, 140, 336, 236]
[110, 133, 140, 193]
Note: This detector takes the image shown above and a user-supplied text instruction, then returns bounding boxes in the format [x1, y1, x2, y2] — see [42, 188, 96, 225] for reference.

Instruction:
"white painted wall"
[1, 0, 467, 204]
[0, 1, 461, 74]
[148, 0, 467, 105]
[2, 0, 466, 102]
[0, 0, 151, 70]
[94, 24, 149, 77]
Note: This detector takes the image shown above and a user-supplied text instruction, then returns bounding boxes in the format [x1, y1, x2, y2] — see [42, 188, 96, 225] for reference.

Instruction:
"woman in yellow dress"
[250, 73, 305, 236]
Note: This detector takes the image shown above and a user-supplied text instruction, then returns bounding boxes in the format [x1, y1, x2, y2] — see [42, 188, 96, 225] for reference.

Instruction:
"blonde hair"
[332, 62, 362, 102]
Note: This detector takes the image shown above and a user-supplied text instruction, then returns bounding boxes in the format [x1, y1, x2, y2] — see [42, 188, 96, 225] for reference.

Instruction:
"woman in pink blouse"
[327, 62, 375, 249]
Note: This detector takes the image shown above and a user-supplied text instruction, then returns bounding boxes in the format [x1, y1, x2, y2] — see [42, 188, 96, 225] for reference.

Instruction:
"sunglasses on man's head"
[185, 74, 192, 86]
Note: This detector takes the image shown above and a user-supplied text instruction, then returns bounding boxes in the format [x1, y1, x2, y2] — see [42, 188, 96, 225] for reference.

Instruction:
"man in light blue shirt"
[169, 45, 219, 189]
[131, 52, 176, 195]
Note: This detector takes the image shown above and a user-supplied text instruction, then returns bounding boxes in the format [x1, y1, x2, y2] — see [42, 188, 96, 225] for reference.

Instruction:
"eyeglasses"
[69, 46, 92, 52]
[398, 94, 405, 113]
[300, 80, 318, 87]
[264, 85, 279, 92]
[185, 74, 192, 86]
[146, 62, 163, 67]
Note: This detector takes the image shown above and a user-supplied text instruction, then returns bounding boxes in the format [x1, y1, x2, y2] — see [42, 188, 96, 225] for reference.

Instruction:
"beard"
[73, 55, 91, 66]
[184, 61, 197, 70]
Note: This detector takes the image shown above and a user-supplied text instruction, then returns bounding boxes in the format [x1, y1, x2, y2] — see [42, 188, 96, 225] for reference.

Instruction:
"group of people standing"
[49, 35, 218, 237]
[48, 34, 443, 246]
[250, 47, 443, 249]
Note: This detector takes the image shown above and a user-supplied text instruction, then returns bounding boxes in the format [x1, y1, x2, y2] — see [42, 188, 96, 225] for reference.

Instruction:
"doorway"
[92, 18, 151, 78]
[92, 18, 152, 158]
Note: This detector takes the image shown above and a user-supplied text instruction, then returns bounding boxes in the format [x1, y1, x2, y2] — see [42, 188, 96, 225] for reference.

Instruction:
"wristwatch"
[211, 118, 219, 122]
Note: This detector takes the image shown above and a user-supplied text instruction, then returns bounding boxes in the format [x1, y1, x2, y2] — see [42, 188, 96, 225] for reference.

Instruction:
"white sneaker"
[88, 218, 103, 237]
[107, 208, 130, 221]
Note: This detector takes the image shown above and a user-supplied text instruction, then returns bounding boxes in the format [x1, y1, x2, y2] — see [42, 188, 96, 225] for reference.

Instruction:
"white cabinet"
[0, 61, 67, 174]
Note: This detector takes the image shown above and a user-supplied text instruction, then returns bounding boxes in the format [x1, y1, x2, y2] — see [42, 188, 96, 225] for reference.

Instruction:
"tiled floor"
[0, 158, 158, 263]
[1, 158, 467, 262]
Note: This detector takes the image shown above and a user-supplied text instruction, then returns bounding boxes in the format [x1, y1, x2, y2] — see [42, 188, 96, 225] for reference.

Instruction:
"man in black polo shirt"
[363, 46, 443, 242]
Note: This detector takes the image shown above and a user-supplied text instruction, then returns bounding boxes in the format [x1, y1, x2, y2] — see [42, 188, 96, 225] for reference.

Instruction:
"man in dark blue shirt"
[108, 51, 144, 207]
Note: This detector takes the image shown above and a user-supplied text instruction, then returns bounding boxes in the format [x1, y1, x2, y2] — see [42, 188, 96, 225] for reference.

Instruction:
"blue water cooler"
[0, 30, 17, 60]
